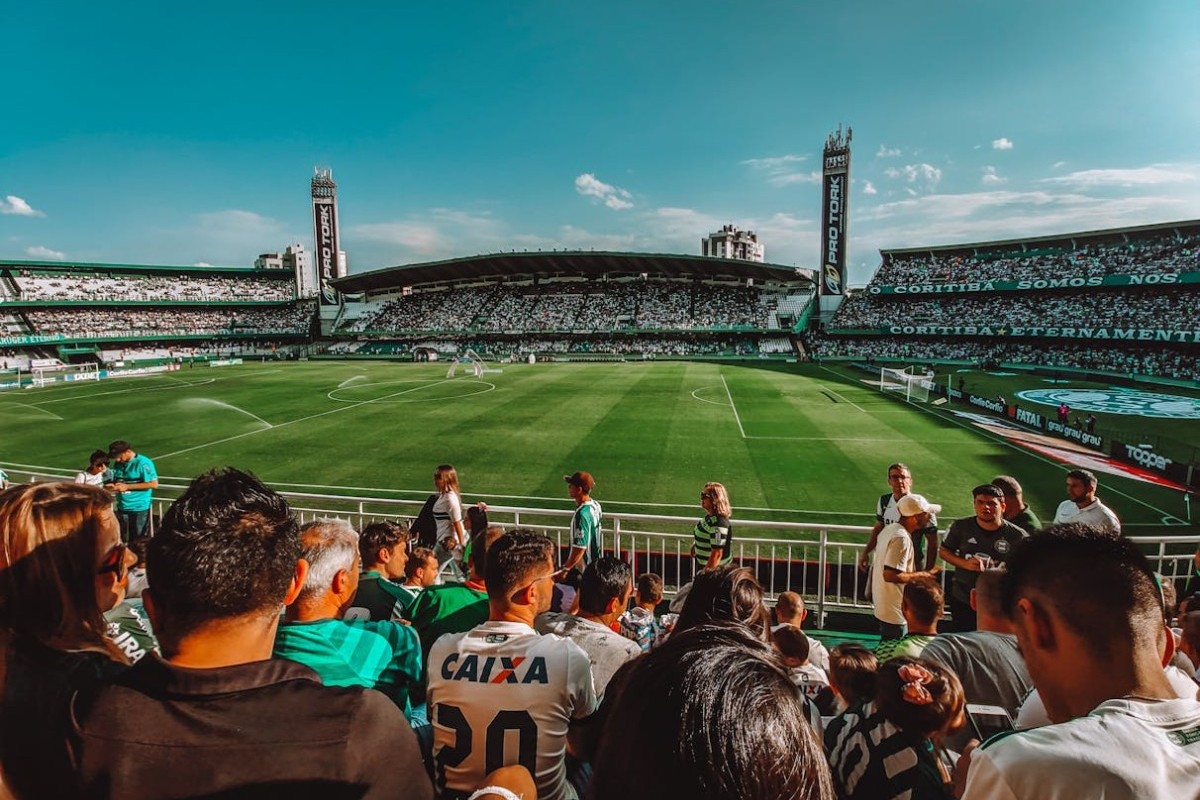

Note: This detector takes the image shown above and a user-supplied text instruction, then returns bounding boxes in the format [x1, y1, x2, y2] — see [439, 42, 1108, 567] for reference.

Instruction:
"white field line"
[0, 402, 63, 420]
[818, 366, 1185, 524]
[690, 386, 732, 407]
[817, 384, 868, 413]
[156, 377, 461, 461]
[721, 373, 747, 439]
[31, 378, 217, 405]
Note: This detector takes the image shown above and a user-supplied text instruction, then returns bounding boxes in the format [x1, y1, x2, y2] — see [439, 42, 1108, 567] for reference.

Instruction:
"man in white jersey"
[1052, 468, 1121, 533]
[959, 523, 1200, 799]
[428, 529, 597, 800]
[859, 463, 939, 572]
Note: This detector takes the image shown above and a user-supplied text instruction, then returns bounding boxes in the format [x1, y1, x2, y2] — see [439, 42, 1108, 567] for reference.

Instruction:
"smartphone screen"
[966, 705, 1014, 741]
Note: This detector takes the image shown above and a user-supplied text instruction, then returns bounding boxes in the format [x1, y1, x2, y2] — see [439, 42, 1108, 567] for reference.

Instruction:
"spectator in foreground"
[619, 572, 664, 651]
[1051, 468, 1120, 534]
[105, 439, 158, 543]
[773, 591, 830, 671]
[353, 520, 414, 621]
[427, 529, 597, 800]
[960, 524, 1200, 798]
[826, 643, 878, 714]
[826, 656, 964, 800]
[773, 623, 834, 714]
[591, 624, 835, 800]
[920, 569, 1030, 752]
[939, 484, 1028, 631]
[0, 483, 134, 799]
[871, 494, 943, 639]
[674, 562, 772, 641]
[274, 519, 423, 718]
[69, 468, 429, 800]
[408, 525, 505, 658]
[990, 475, 1041, 534]
[535, 555, 641, 695]
[875, 576, 942, 660]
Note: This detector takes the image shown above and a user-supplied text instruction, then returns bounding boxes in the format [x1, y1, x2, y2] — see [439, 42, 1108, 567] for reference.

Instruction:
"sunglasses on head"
[97, 543, 129, 581]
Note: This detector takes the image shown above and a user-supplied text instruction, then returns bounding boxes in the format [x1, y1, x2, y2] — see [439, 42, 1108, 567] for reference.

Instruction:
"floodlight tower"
[817, 125, 852, 323]
[311, 167, 341, 305]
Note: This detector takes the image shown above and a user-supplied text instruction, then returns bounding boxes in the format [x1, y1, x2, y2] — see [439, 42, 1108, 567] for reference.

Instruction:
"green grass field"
[1, 360, 1195, 535]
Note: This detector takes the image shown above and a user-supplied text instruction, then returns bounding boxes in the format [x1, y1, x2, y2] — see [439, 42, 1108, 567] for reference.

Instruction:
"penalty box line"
[156, 377, 459, 461]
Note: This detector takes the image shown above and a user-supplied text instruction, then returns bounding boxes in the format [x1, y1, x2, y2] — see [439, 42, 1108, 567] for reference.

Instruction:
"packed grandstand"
[2, 222, 1200, 799]
[3, 219, 1198, 380]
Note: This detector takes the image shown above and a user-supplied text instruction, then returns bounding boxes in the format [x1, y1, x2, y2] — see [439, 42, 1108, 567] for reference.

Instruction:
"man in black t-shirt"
[938, 483, 1028, 632]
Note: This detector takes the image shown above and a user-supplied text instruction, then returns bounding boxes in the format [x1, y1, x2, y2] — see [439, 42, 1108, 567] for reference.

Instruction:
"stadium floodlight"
[879, 365, 932, 403]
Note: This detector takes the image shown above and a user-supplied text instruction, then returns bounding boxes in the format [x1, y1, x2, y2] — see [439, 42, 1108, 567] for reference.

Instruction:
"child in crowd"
[773, 623, 835, 714]
[826, 642, 878, 714]
[619, 573, 664, 651]
[826, 657, 964, 800]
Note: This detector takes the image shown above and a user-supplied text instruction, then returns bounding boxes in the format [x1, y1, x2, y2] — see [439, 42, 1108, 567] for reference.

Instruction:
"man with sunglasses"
[427, 529, 597, 800]
[859, 463, 939, 573]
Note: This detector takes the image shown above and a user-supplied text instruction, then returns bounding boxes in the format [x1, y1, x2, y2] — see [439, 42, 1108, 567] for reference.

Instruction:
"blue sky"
[3, 1, 1198, 285]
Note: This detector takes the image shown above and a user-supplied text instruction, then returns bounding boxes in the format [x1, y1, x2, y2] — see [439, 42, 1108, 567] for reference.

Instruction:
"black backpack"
[410, 494, 439, 548]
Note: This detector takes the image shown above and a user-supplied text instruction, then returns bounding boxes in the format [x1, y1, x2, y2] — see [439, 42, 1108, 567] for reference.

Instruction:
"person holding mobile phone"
[959, 524, 1200, 799]
[939, 485, 1027, 632]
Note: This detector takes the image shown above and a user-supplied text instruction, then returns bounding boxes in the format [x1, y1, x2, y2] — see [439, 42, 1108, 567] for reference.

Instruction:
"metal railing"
[9, 466, 1199, 628]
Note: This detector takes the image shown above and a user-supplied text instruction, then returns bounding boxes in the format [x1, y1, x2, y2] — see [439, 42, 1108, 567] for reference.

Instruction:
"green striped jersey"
[273, 617, 422, 719]
[693, 513, 733, 563]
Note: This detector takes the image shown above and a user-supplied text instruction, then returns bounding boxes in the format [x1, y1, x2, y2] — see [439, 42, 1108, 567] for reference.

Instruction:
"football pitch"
[0, 360, 1195, 534]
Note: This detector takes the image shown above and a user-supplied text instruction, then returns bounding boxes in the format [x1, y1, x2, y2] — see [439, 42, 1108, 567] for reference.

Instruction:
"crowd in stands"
[872, 231, 1200, 286]
[2, 460, 1197, 799]
[10, 270, 295, 302]
[22, 303, 315, 339]
[831, 286, 1200, 331]
[339, 334, 769, 359]
[348, 281, 787, 334]
[807, 335, 1200, 382]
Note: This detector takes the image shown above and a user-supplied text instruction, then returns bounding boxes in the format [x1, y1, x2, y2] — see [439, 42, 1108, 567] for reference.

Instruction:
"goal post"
[32, 362, 100, 388]
[879, 365, 932, 403]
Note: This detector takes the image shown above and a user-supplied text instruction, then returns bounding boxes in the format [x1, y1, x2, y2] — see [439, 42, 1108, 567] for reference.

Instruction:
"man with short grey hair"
[274, 518, 423, 718]
[1052, 469, 1120, 533]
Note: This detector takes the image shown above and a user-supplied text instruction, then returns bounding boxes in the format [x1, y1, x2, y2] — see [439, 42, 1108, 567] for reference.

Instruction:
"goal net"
[31, 362, 100, 388]
[879, 365, 933, 403]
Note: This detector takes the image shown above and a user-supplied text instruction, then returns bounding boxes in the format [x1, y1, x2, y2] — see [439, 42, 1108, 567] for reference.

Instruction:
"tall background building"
[701, 225, 765, 262]
[255, 244, 314, 298]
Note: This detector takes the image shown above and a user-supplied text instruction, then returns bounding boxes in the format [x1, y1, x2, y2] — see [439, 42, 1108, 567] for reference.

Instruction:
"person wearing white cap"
[871, 493, 943, 639]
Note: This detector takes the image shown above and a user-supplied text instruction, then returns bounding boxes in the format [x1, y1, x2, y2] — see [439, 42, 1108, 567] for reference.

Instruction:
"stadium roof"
[332, 251, 814, 293]
[881, 218, 1200, 259]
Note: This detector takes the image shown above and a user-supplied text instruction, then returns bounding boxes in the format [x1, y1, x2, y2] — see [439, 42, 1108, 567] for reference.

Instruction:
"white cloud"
[741, 154, 806, 170]
[25, 245, 65, 260]
[1040, 163, 1198, 188]
[1052, 161, 1067, 169]
[1, 195, 44, 217]
[193, 261, 213, 267]
[884, 163, 943, 191]
[574, 173, 633, 210]
[875, 145, 901, 158]
[863, 181, 878, 196]
[741, 154, 819, 187]
[992, 138, 1014, 150]
[981, 166, 1007, 185]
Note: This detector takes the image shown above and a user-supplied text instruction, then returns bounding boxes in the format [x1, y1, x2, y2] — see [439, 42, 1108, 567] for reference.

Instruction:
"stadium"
[5, 173, 1200, 800]
[2, 212, 1199, 615]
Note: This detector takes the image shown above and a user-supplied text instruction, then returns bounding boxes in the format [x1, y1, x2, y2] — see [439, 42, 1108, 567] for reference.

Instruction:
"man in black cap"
[558, 471, 602, 584]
